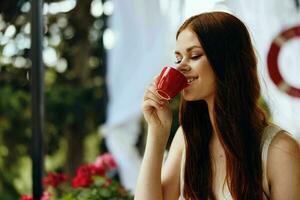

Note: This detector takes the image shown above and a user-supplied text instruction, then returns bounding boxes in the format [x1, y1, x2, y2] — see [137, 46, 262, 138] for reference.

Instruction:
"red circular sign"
[267, 25, 300, 97]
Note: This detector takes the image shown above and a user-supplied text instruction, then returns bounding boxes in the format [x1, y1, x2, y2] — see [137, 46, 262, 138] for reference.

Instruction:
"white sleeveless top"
[178, 124, 283, 200]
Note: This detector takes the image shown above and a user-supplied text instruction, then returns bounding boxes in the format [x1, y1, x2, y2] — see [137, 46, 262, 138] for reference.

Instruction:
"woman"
[135, 12, 300, 200]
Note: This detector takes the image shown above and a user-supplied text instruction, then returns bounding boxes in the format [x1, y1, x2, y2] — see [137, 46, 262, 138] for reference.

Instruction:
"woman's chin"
[182, 92, 200, 101]
[182, 89, 215, 102]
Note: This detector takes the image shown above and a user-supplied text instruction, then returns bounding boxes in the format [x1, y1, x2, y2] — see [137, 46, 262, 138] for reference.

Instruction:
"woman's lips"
[187, 77, 198, 84]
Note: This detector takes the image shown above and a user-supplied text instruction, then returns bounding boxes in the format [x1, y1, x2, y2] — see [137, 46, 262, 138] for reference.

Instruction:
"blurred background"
[0, 0, 299, 199]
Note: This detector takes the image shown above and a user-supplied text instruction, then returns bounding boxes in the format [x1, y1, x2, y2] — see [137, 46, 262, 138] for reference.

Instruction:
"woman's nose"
[176, 63, 191, 73]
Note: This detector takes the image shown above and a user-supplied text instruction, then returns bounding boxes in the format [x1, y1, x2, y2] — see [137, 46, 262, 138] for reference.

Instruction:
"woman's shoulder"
[264, 123, 300, 155]
[266, 125, 300, 197]
[269, 129, 300, 158]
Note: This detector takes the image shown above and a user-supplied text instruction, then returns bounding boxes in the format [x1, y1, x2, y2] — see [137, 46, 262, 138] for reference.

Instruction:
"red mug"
[156, 66, 188, 100]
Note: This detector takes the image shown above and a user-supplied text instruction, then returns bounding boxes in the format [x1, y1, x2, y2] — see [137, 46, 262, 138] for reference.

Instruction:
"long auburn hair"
[177, 12, 268, 200]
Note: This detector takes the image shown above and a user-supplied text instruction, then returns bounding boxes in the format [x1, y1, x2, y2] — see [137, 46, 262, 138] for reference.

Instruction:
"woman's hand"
[142, 77, 173, 135]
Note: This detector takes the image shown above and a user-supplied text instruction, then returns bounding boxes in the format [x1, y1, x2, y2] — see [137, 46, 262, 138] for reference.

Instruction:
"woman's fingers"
[142, 77, 170, 113]
[144, 88, 164, 104]
[142, 97, 161, 111]
[153, 75, 159, 86]
[142, 76, 173, 129]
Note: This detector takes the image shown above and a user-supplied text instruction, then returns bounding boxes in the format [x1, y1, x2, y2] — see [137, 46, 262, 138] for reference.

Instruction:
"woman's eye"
[191, 55, 201, 60]
[174, 58, 182, 64]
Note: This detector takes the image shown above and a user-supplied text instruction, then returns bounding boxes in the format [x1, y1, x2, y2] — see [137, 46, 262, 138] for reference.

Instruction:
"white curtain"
[101, 0, 176, 191]
[218, 0, 300, 139]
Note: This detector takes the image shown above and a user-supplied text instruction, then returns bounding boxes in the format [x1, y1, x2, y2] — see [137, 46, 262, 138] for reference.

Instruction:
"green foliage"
[59, 177, 133, 200]
[0, 0, 109, 199]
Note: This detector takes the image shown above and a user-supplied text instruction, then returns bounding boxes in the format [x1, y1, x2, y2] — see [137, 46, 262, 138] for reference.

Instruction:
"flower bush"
[20, 153, 133, 200]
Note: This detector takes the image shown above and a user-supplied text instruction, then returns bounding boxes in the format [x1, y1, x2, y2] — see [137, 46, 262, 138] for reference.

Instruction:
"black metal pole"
[30, 0, 44, 199]
[296, 0, 300, 9]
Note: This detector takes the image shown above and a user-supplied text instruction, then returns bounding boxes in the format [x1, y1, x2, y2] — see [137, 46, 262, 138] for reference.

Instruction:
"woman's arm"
[134, 78, 173, 200]
[134, 127, 169, 200]
[134, 127, 184, 200]
[268, 132, 300, 199]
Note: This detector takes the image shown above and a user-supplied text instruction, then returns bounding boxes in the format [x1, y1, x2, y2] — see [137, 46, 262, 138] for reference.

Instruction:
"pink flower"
[43, 172, 68, 188]
[41, 191, 51, 200]
[20, 191, 51, 200]
[20, 195, 33, 200]
[94, 153, 117, 171]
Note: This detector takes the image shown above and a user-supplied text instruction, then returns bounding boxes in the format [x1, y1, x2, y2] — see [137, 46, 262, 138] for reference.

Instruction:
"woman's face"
[175, 28, 216, 102]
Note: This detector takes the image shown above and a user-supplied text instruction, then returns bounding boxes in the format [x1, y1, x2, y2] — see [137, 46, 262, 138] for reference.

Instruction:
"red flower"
[90, 164, 106, 176]
[76, 165, 94, 177]
[21, 154, 124, 199]
[43, 172, 68, 188]
[94, 153, 117, 171]
[72, 174, 92, 188]
[71, 153, 118, 188]
[72, 165, 94, 188]
[20, 195, 33, 200]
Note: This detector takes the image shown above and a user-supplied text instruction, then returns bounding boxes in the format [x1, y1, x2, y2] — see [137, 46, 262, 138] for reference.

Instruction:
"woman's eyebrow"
[175, 45, 202, 54]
